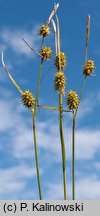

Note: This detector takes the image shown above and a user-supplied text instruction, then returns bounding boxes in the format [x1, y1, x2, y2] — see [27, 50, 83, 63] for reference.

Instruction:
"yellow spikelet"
[39, 24, 50, 37]
[83, 59, 95, 76]
[21, 90, 35, 108]
[40, 47, 52, 60]
[67, 91, 79, 110]
[54, 71, 66, 94]
[55, 52, 67, 70]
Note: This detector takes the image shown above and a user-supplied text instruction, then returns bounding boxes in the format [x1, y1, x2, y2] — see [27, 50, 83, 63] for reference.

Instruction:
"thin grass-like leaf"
[2, 51, 23, 95]
[47, 3, 59, 24]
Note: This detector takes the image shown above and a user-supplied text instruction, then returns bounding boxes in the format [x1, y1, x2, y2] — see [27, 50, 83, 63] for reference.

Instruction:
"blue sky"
[0, 0, 100, 200]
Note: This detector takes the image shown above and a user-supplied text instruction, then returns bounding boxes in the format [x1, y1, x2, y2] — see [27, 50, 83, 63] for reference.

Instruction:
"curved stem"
[72, 111, 75, 200]
[2, 52, 23, 95]
[31, 109, 42, 199]
[59, 93, 67, 200]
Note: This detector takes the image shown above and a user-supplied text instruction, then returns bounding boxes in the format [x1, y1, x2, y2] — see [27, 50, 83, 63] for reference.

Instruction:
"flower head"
[40, 47, 52, 60]
[83, 60, 95, 76]
[67, 91, 79, 110]
[39, 24, 50, 37]
[21, 90, 35, 109]
[54, 71, 66, 94]
[55, 52, 67, 70]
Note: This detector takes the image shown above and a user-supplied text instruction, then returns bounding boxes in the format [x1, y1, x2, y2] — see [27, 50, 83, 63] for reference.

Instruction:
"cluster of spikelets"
[21, 90, 35, 109]
[40, 47, 52, 60]
[39, 24, 50, 37]
[83, 59, 95, 76]
[54, 71, 66, 94]
[67, 91, 79, 110]
[22, 16, 95, 112]
[54, 52, 66, 94]
[55, 52, 67, 70]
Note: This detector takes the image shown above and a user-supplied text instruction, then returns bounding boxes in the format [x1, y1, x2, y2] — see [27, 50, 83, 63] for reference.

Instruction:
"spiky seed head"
[55, 52, 67, 70]
[83, 60, 95, 76]
[40, 47, 52, 60]
[21, 90, 35, 109]
[39, 24, 50, 37]
[67, 91, 79, 110]
[86, 15, 90, 46]
[54, 71, 66, 94]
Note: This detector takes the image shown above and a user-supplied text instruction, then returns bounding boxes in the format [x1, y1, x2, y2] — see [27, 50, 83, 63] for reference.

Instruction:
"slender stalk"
[35, 58, 43, 107]
[59, 93, 67, 200]
[40, 64, 54, 82]
[73, 16, 90, 200]
[37, 104, 72, 113]
[31, 109, 42, 199]
[56, 14, 67, 199]
[35, 37, 44, 114]
[18, 33, 42, 58]
[32, 37, 44, 198]
[51, 19, 57, 54]
[75, 76, 86, 118]
[85, 45, 88, 63]
[72, 110, 75, 200]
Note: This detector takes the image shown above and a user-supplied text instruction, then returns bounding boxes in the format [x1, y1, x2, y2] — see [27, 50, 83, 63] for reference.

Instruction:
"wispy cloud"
[0, 165, 37, 199]
[0, 26, 41, 58]
[45, 174, 100, 200]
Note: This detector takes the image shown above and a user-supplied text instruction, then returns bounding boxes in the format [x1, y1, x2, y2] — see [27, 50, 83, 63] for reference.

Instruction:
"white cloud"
[76, 129, 100, 160]
[0, 165, 36, 199]
[45, 183, 63, 200]
[93, 162, 100, 171]
[77, 93, 97, 120]
[76, 175, 100, 199]
[45, 174, 100, 200]
[0, 26, 40, 58]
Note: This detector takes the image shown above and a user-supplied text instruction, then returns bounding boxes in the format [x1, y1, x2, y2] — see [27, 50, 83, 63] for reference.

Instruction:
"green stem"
[72, 20, 90, 200]
[79, 75, 87, 102]
[35, 58, 43, 104]
[85, 45, 88, 63]
[59, 93, 67, 200]
[72, 111, 75, 200]
[75, 75, 87, 118]
[34, 38, 44, 115]
[32, 37, 44, 198]
[37, 104, 72, 113]
[31, 109, 42, 199]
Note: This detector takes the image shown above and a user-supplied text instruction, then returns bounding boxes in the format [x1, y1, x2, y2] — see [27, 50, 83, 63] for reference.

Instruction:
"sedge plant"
[1, 3, 95, 200]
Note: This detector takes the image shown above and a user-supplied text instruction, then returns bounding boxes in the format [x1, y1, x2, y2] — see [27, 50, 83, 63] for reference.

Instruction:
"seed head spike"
[54, 71, 66, 94]
[67, 91, 79, 110]
[21, 90, 35, 109]
[83, 59, 95, 76]
[86, 14, 90, 46]
[39, 24, 50, 37]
